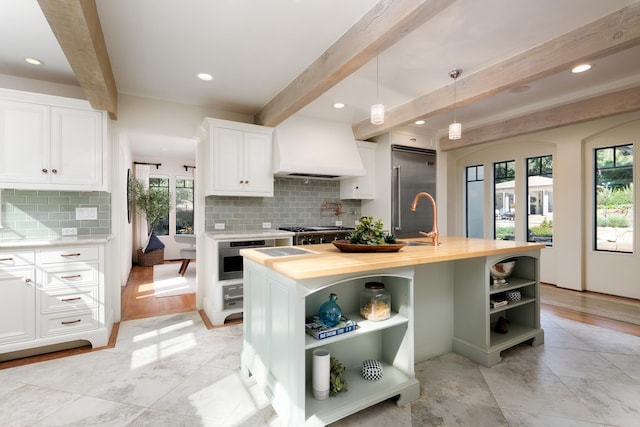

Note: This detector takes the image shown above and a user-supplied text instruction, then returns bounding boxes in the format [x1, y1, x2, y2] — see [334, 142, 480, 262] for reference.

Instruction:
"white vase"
[312, 348, 330, 400]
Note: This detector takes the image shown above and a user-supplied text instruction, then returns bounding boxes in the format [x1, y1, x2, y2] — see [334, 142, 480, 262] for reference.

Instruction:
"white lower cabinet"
[242, 261, 419, 426]
[0, 244, 109, 356]
[0, 263, 36, 345]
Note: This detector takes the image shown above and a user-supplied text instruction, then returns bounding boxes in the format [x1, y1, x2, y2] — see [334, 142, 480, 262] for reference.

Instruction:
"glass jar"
[318, 293, 342, 327]
[360, 282, 391, 321]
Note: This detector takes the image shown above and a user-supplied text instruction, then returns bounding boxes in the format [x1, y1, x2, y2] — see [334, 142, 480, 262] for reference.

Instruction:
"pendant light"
[448, 68, 462, 140]
[370, 56, 384, 125]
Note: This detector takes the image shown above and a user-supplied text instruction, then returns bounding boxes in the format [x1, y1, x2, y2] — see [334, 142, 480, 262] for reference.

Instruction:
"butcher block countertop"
[241, 236, 544, 280]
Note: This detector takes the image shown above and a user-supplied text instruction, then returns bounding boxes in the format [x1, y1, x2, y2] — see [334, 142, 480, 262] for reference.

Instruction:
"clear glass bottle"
[360, 282, 391, 321]
[318, 293, 342, 327]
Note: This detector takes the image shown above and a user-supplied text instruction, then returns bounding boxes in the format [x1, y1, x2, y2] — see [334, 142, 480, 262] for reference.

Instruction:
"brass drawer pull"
[61, 274, 82, 280]
[0, 257, 13, 262]
[61, 253, 81, 257]
[61, 319, 82, 325]
[61, 297, 82, 302]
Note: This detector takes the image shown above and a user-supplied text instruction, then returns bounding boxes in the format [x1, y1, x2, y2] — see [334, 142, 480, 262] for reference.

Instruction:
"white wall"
[445, 111, 640, 300]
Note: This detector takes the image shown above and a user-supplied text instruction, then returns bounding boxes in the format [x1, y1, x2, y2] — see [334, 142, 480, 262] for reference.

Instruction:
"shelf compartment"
[488, 277, 536, 295]
[304, 362, 419, 426]
[305, 312, 408, 350]
[489, 296, 535, 314]
[489, 322, 544, 351]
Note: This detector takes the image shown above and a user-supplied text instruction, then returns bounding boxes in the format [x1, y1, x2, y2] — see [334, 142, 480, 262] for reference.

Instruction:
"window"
[526, 155, 553, 245]
[176, 178, 194, 234]
[465, 165, 484, 238]
[494, 160, 515, 240]
[149, 176, 170, 236]
[594, 144, 633, 253]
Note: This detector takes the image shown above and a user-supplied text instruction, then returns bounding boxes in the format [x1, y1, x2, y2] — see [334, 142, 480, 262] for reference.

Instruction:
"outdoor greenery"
[495, 226, 514, 240]
[530, 219, 553, 237]
[597, 213, 629, 228]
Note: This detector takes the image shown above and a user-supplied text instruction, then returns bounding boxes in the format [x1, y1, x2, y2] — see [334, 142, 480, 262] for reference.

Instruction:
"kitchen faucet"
[410, 192, 438, 246]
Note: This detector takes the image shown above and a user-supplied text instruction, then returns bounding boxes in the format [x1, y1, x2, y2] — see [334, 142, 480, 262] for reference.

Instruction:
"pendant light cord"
[376, 56, 379, 103]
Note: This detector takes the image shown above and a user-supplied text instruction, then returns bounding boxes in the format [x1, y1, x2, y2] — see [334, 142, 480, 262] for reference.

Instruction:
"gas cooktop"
[278, 226, 355, 233]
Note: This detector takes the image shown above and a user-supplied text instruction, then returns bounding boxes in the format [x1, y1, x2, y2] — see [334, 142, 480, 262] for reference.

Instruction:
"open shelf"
[304, 362, 418, 426]
[489, 277, 536, 294]
[305, 312, 408, 350]
[489, 296, 535, 314]
[489, 322, 540, 349]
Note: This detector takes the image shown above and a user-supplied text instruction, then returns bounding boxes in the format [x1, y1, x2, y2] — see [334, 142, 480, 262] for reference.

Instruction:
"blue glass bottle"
[318, 293, 342, 327]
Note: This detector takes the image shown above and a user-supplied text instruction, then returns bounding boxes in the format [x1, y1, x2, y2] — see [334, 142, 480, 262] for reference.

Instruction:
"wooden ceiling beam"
[353, 1, 640, 141]
[438, 86, 640, 151]
[254, 0, 454, 127]
[38, 0, 118, 120]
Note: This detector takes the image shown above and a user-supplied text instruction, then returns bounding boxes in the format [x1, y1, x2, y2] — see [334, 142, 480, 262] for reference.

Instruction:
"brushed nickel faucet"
[410, 192, 438, 246]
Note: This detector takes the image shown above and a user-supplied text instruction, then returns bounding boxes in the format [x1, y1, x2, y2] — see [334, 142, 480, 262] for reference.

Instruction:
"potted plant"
[129, 177, 172, 266]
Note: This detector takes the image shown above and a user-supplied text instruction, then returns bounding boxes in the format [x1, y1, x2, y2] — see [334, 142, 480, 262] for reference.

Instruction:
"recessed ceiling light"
[197, 73, 213, 81]
[414, 120, 426, 125]
[25, 57, 44, 65]
[333, 102, 345, 109]
[571, 64, 591, 73]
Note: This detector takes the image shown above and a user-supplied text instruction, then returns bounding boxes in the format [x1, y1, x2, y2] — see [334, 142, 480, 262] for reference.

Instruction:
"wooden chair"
[178, 247, 196, 276]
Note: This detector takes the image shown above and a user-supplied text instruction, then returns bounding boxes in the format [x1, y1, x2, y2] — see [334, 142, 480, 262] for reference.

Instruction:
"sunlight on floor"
[129, 320, 199, 369]
[190, 371, 275, 426]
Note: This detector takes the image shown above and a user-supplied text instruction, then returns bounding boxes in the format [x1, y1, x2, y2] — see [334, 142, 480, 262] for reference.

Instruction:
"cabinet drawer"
[40, 263, 98, 289]
[0, 251, 35, 267]
[36, 247, 99, 264]
[40, 285, 98, 314]
[41, 309, 99, 337]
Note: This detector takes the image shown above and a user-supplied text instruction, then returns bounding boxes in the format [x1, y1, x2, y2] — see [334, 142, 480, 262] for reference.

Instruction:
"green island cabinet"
[241, 260, 419, 427]
[452, 251, 544, 367]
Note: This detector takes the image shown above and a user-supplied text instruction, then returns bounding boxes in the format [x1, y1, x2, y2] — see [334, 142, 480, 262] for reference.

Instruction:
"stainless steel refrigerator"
[391, 145, 437, 238]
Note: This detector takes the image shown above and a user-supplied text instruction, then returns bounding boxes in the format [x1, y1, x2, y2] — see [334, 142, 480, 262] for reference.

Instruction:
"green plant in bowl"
[348, 216, 397, 245]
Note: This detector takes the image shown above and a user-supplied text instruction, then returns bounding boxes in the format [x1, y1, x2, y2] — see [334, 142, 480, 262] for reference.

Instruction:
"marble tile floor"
[1, 310, 639, 427]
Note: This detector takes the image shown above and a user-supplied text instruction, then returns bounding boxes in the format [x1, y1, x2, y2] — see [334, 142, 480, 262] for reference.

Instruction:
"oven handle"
[224, 294, 243, 301]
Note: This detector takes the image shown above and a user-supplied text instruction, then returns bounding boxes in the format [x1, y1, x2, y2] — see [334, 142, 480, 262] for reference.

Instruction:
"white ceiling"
[1, 0, 639, 160]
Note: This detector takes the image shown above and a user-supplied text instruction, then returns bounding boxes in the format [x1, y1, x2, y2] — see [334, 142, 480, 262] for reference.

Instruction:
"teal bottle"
[318, 293, 342, 327]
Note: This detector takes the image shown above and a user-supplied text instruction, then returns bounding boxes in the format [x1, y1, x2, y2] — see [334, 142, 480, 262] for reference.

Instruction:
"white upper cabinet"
[50, 107, 104, 188]
[340, 140, 375, 199]
[0, 100, 49, 185]
[203, 118, 274, 197]
[0, 89, 107, 191]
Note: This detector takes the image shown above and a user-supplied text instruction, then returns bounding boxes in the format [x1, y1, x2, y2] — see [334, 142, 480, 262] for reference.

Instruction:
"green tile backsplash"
[0, 189, 111, 240]
[205, 178, 362, 232]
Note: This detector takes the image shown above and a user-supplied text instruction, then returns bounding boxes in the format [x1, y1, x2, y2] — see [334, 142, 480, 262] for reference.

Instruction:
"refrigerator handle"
[394, 165, 401, 231]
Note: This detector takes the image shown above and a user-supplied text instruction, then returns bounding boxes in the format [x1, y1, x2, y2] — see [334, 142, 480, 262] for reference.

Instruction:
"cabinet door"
[340, 141, 375, 199]
[0, 268, 36, 344]
[50, 107, 103, 188]
[243, 131, 273, 196]
[0, 100, 49, 184]
[211, 127, 244, 193]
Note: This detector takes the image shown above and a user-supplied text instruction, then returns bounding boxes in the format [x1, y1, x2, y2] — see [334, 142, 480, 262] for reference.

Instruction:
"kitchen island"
[240, 237, 544, 426]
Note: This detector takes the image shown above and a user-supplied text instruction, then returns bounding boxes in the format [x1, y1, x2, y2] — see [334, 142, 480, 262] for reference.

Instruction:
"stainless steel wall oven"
[218, 239, 275, 281]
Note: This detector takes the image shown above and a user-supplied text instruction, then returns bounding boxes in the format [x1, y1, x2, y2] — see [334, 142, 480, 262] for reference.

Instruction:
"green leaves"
[329, 356, 348, 396]
[348, 216, 396, 245]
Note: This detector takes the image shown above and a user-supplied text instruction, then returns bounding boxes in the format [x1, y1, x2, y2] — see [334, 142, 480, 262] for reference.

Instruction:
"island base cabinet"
[241, 260, 419, 426]
[453, 253, 544, 367]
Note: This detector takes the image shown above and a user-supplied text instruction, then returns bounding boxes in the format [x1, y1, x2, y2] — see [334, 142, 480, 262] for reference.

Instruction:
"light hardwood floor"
[121, 261, 196, 322]
[2, 267, 638, 369]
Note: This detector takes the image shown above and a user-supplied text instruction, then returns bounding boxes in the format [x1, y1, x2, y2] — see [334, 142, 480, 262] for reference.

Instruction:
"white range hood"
[273, 115, 366, 179]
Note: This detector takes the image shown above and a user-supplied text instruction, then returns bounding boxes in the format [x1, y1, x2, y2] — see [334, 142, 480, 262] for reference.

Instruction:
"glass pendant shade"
[449, 122, 462, 140]
[370, 104, 385, 125]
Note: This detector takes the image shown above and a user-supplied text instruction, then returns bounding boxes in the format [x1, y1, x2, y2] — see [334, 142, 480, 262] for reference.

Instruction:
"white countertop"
[0, 234, 112, 249]
[206, 230, 294, 240]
